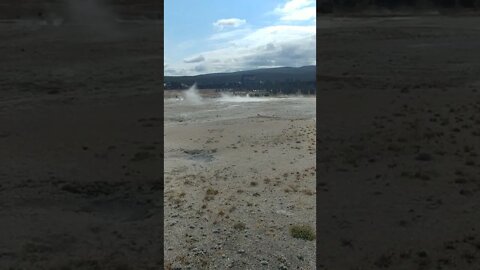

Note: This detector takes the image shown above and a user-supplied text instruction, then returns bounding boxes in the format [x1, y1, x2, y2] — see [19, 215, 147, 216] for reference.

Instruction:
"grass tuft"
[233, 222, 246, 230]
[290, 224, 315, 241]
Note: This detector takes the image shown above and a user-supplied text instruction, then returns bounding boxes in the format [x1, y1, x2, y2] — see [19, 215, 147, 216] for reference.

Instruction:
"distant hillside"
[164, 66, 316, 93]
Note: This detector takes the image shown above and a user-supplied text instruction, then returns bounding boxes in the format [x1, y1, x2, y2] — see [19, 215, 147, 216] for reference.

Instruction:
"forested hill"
[164, 66, 316, 93]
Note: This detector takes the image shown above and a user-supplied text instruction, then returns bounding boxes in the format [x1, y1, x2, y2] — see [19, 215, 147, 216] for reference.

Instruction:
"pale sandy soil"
[0, 21, 162, 269]
[318, 16, 480, 269]
[164, 95, 316, 269]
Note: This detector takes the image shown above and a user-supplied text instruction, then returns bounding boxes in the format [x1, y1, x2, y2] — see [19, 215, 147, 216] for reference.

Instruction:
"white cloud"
[166, 1, 316, 76]
[213, 18, 246, 30]
[194, 65, 207, 72]
[170, 24, 315, 75]
[237, 25, 315, 46]
[209, 28, 251, 41]
[183, 55, 205, 63]
[275, 0, 316, 21]
[165, 68, 180, 75]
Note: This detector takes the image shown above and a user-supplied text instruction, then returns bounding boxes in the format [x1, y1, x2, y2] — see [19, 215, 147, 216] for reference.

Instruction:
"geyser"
[183, 83, 203, 105]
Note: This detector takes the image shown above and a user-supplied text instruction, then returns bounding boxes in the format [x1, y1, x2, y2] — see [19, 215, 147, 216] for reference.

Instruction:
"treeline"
[164, 66, 316, 94]
[319, 0, 480, 13]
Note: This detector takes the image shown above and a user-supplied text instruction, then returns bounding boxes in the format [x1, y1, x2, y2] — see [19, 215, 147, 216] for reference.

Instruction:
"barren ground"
[0, 20, 162, 269]
[164, 94, 316, 269]
[318, 16, 480, 269]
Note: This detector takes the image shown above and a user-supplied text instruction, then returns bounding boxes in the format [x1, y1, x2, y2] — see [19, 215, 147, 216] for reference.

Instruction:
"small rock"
[260, 260, 268, 265]
[276, 209, 292, 216]
[238, 249, 245, 254]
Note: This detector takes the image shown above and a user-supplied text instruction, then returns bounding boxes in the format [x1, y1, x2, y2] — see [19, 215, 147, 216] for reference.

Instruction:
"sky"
[164, 0, 316, 76]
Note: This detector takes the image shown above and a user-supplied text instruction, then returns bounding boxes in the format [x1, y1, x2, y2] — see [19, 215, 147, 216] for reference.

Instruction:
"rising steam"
[183, 83, 203, 105]
[218, 92, 272, 103]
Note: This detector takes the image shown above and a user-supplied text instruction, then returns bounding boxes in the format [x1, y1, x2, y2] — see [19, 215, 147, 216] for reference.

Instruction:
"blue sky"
[165, 0, 316, 76]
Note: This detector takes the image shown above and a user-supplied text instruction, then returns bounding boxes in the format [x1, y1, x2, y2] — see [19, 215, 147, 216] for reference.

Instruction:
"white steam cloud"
[183, 83, 203, 105]
[218, 92, 273, 103]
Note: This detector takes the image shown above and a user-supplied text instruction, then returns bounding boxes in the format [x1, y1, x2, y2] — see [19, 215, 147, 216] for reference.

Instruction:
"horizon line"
[165, 65, 316, 78]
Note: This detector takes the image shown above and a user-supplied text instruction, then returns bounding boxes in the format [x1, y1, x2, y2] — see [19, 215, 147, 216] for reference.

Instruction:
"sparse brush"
[204, 188, 218, 201]
[303, 189, 314, 196]
[206, 188, 218, 195]
[233, 222, 246, 230]
[290, 224, 315, 241]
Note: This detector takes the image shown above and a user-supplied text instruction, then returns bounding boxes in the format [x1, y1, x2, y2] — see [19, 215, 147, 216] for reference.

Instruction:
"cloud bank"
[183, 55, 205, 63]
[274, 0, 316, 21]
[166, 0, 316, 76]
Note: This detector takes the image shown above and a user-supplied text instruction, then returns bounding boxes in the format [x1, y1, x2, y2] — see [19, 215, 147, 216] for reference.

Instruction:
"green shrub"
[290, 224, 315, 241]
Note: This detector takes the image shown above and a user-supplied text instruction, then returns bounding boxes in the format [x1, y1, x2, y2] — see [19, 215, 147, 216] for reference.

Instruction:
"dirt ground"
[318, 16, 480, 269]
[0, 20, 162, 269]
[164, 94, 316, 269]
